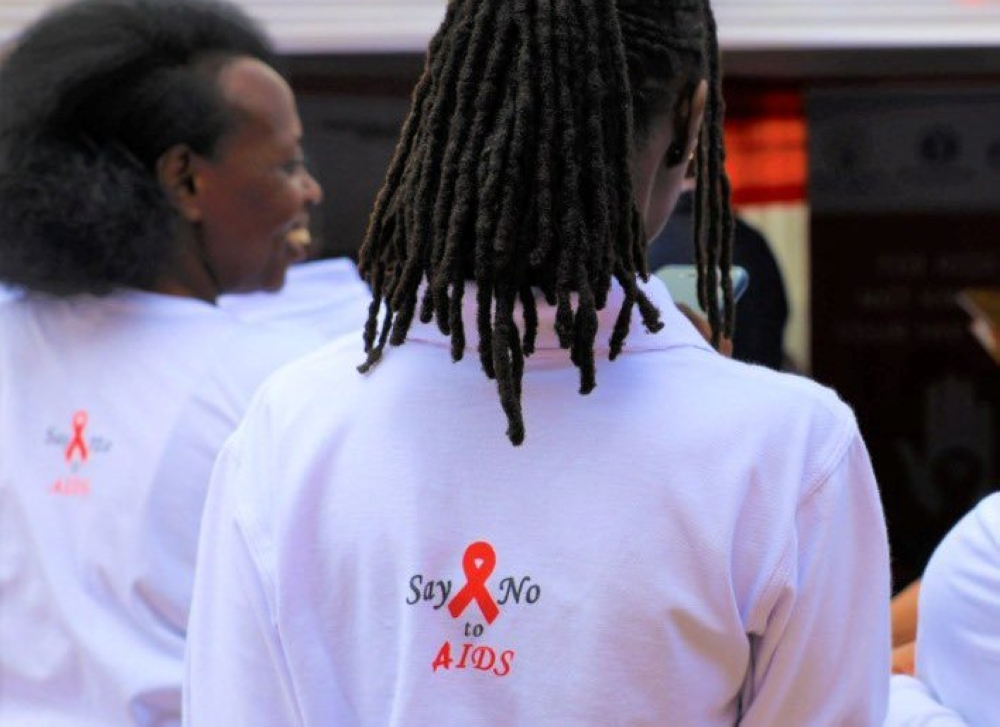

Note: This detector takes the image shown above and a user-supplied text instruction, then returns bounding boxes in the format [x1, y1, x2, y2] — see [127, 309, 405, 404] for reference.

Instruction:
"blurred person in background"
[0, 0, 325, 723]
[886, 311, 999, 724]
[648, 181, 790, 370]
[886, 493, 1000, 725]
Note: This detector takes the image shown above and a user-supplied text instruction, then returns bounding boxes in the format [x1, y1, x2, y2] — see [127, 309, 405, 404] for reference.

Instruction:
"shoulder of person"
[218, 314, 327, 368]
[181, 315, 327, 420]
[698, 357, 864, 489]
[245, 331, 365, 412]
[706, 353, 857, 429]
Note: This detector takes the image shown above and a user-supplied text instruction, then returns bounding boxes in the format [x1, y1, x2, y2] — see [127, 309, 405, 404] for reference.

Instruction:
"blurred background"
[2, 0, 998, 588]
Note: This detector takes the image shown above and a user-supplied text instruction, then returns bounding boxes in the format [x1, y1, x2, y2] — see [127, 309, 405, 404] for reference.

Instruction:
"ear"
[156, 144, 202, 223]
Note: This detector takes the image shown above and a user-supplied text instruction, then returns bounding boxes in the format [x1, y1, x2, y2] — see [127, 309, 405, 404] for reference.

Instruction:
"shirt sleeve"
[740, 432, 892, 725]
[886, 675, 969, 725]
[183, 426, 302, 727]
[146, 323, 326, 644]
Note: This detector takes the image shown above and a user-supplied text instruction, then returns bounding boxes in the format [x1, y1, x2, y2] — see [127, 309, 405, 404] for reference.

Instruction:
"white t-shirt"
[0, 290, 324, 726]
[219, 257, 371, 341]
[185, 277, 891, 726]
[886, 493, 1000, 726]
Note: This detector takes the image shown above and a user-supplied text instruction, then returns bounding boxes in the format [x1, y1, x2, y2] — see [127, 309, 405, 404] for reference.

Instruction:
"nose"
[302, 168, 323, 205]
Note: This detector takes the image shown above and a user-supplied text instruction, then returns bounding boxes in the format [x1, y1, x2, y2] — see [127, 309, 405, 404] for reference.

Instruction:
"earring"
[665, 141, 686, 167]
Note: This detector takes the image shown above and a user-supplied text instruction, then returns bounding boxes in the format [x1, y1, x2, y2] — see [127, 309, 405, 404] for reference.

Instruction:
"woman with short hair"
[0, 1, 325, 722]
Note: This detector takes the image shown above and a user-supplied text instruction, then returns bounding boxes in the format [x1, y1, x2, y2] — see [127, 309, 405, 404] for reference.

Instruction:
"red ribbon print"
[64, 410, 90, 464]
[448, 541, 500, 624]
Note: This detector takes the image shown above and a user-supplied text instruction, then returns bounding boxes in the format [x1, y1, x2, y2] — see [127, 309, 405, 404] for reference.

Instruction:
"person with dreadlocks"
[0, 0, 326, 722]
[185, 0, 890, 723]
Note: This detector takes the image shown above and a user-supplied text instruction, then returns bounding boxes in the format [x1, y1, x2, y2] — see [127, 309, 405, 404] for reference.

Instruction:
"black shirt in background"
[648, 192, 790, 370]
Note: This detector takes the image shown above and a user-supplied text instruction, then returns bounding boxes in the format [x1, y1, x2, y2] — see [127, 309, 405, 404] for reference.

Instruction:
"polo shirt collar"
[405, 275, 714, 356]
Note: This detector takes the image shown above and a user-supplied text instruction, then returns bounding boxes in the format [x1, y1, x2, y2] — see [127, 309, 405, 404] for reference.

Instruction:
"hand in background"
[676, 303, 734, 358]
[892, 641, 916, 676]
[891, 578, 921, 647]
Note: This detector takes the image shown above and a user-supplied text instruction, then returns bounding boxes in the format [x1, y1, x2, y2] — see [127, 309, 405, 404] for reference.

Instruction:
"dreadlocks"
[358, 0, 734, 445]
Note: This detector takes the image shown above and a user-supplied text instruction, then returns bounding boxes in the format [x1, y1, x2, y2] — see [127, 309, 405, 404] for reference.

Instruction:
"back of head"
[358, 0, 733, 444]
[0, 0, 275, 296]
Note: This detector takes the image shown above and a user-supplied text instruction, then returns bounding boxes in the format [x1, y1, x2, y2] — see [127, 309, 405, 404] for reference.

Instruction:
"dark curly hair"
[358, 0, 734, 444]
[0, 0, 275, 296]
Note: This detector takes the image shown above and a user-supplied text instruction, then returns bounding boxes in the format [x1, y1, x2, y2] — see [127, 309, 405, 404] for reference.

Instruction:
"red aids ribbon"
[448, 541, 500, 624]
[64, 410, 89, 463]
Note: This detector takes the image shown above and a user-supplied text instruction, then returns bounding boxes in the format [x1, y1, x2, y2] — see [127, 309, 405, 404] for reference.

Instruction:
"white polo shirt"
[0, 290, 324, 726]
[185, 276, 891, 726]
[886, 493, 1000, 726]
[219, 257, 371, 341]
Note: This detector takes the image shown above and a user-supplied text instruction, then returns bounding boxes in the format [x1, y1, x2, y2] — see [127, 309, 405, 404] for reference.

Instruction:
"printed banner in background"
[809, 87, 1000, 588]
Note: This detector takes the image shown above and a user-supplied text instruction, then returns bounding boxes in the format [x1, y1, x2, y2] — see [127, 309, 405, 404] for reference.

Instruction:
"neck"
[149, 231, 221, 304]
[148, 276, 217, 303]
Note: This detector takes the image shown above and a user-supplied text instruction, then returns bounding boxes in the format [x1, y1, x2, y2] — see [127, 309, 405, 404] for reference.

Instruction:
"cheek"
[232, 175, 289, 218]
[257, 179, 307, 229]
[644, 169, 687, 241]
[199, 184, 298, 288]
